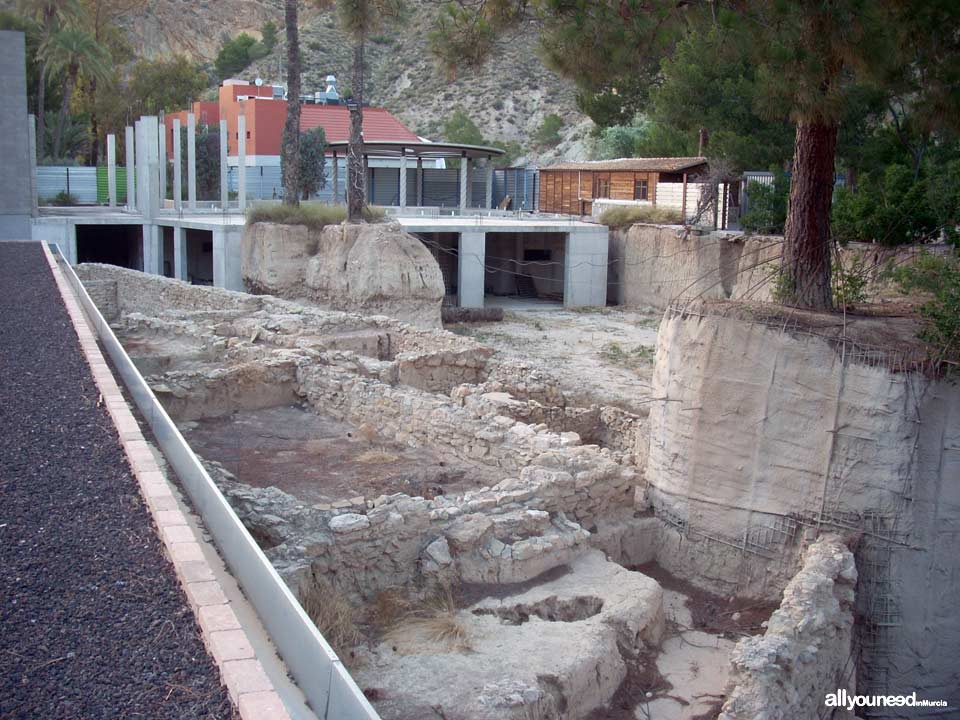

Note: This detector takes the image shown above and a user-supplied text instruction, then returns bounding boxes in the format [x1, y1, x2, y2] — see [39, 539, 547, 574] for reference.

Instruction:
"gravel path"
[0, 243, 233, 719]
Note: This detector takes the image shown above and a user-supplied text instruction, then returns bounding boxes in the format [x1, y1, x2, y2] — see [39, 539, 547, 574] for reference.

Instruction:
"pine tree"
[281, 0, 300, 207]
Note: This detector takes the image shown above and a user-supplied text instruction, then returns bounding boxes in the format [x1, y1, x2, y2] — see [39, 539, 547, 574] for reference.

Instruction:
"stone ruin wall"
[645, 307, 960, 713]
[720, 534, 857, 720]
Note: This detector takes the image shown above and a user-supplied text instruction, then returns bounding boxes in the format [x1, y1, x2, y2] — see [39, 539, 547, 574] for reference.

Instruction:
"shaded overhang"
[325, 140, 505, 160]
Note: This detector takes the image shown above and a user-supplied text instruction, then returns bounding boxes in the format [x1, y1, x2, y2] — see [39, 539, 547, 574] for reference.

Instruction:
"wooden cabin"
[538, 157, 709, 215]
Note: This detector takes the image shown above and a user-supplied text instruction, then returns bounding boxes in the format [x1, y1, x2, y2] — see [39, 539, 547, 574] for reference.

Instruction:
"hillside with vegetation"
[0, 0, 592, 165]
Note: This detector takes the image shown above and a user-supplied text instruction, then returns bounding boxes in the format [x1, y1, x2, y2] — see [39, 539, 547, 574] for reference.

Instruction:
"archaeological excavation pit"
[76, 262, 960, 720]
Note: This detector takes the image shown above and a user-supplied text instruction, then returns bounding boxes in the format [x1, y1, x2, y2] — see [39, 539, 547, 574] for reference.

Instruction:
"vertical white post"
[157, 117, 166, 207]
[219, 119, 228, 209]
[172, 119, 182, 211]
[399, 151, 407, 210]
[134, 119, 146, 216]
[485, 159, 493, 210]
[459, 154, 468, 211]
[187, 113, 197, 209]
[106, 134, 116, 207]
[125, 125, 135, 210]
[141, 116, 160, 219]
[173, 225, 187, 281]
[238, 114, 247, 212]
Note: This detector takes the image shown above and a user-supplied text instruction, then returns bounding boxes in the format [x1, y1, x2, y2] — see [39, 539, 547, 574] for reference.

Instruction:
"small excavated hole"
[473, 595, 604, 625]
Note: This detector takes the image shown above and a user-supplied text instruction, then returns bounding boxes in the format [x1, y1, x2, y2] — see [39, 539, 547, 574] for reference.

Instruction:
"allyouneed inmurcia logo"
[825, 689, 949, 712]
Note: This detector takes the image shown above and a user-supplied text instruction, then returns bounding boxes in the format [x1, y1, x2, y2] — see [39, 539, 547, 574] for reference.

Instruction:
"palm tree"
[336, 0, 403, 222]
[19, 0, 82, 160]
[42, 26, 111, 160]
[281, 0, 301, 206]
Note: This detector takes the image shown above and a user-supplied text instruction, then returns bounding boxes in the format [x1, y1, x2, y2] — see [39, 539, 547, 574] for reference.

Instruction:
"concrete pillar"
[238, 114, 247, 212]
[219, 119, 228, 209]
[134, 119, 145, 216]
[563, 229, 609, 308]
[142, 223, 162, 275]
[212, 227, 243, 291]
[28, 114, 38, 215]
[332, 152, 338, 203]
[157, 118, 166, 206]
[125, 125, 135, 210]
[173, 225, 187, 280]
[399, 151, 407, 209]
[106, 134, 116, 207]
[137, 116, 160, 220]
[416, 157, 423, 207]
[172, 119, 182, 211]
[485, 159, 493, 209]
[187, 113, 197, 209]
[459, 154, 469, 211]
[458, 230, 485, 308]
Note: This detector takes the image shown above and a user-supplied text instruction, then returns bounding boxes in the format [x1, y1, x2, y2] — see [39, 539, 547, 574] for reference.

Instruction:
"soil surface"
[448, 304, 662, 413]
[181, 405, 483, 505]
[0, 243, 233, 720]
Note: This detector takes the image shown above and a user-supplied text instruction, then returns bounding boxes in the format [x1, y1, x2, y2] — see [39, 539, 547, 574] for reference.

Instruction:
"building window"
[246, 131, 251, 139]
[595, 178, 610, 198]
[634, 179, 649, 201]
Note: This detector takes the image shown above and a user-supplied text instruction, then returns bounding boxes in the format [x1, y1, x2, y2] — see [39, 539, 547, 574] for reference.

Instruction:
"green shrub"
[246, 202, 385, 231]
[831, 164, 938, 246]
[832, 254, 869, 309]
[599, 204, 683, 227]
[49, 191, 79, 206]
[740, 171, 789, 234]
[888, 250, 960, 361]
[534, 114, 564, 147]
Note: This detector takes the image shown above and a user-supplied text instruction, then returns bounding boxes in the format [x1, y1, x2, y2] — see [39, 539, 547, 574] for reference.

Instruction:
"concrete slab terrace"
[31, 208, 610, 309]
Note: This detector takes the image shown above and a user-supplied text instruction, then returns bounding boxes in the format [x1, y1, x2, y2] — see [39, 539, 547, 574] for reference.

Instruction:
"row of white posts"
[103, 114, 248, 215]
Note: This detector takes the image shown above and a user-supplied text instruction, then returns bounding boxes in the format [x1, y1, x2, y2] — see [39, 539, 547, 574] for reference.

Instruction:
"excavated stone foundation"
[77, 262, 957, 719]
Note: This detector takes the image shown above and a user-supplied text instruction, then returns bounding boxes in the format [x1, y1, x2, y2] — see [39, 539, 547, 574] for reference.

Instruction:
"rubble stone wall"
[719, 535, 856, 720]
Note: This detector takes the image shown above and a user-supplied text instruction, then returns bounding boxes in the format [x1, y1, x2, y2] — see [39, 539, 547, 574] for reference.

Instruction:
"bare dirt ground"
[180, 405, 478, 506]
[448, 304, 663, 414]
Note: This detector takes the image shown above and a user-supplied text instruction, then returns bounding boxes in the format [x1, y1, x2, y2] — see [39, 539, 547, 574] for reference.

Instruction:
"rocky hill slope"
[120, 0, 594, 163]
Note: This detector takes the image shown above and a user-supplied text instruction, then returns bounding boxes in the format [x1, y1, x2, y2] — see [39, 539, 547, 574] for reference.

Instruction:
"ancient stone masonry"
[720, 535, 857, 720]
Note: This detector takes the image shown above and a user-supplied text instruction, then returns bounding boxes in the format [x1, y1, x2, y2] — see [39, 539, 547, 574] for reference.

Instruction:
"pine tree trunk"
[88, 78, 99, 166]
[782, 119, 837, 310]
[347, 39, 365, 223]
[281, 0, 301, 207]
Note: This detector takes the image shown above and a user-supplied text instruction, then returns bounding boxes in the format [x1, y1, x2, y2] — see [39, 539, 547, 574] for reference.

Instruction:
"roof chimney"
[325, 75, 339, 101]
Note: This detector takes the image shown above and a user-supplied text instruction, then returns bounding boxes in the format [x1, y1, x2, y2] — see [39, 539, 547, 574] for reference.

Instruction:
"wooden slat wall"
[540, 169, 661, 213]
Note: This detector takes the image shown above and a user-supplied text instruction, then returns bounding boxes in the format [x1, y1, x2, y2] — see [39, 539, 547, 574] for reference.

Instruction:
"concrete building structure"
[0, 31, 33, 240]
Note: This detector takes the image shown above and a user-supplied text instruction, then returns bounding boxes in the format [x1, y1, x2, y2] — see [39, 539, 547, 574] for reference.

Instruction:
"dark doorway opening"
[76, 225, 143, 270]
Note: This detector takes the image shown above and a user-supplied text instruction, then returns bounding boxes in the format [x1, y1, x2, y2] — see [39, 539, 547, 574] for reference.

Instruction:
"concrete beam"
[485, 160, 493, 209]
[157, 118, 166, 206]
[212, 227, 243, 291]
[219, 120, 228, 209]
[458, 230, 485, 308]
[563, 229, 609, 308]
[172, 119, 182, 211]
[459, 155, 469, 211]
[125, 126, 135, 210]
[106, 134, 116, 207]
[187, 113, 197, 209]
[399, 151, 407, 209]
[173, 225, 187, 281]
[238, 114, 247, 212]
[142, 223, 162, 276]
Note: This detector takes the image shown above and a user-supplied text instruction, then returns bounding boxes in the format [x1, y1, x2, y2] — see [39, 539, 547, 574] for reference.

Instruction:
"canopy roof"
[325, 140, 505, 160]
[542, 157, 708, 173]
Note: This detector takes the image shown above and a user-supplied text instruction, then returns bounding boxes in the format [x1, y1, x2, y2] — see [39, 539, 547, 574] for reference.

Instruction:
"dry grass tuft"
[371, 588, 413, 630]
[384, 582, 471, 654]
[246, 202, 386, 231]
[299, 579, 362, 662]
[354, 448, 401, 464]
[599, 204, 684, 227]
